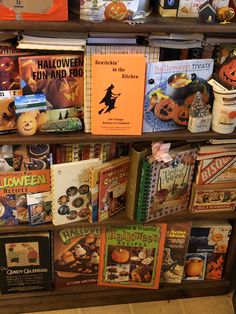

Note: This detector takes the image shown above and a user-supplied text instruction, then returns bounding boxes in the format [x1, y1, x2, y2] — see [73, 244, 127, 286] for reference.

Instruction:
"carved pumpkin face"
[104, 1, 129, 21]
[154, 98, 176, 121]
[17, 113, 38, 136]
[218, 58, 236, 88]
[173, 105, 189, 126]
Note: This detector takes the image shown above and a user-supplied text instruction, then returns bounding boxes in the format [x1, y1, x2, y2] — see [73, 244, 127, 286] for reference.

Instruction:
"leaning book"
[98, 224, 166, 289]
[0, 232, 51, 293]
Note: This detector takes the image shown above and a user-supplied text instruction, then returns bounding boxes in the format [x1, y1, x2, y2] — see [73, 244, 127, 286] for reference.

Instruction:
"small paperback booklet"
[0, 232, 51, 293]
[98, 224, 166, 289]
[27, 191, 52, 225]
[54, 226, 100, 288]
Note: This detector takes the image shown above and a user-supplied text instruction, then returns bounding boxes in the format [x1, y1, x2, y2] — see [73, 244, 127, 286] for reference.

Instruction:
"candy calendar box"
[0, 0, 68, 21]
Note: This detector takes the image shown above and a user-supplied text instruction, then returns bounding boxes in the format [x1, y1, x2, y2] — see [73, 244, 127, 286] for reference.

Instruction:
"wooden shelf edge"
[1, 16, 236, 33]
[0, 130, 236, 145]
[0, 280, 231, 314]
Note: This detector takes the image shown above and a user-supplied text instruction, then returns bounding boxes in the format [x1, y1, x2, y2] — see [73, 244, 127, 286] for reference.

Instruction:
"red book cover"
[98, 157, 129, 221]
[98, 224, 166, 289]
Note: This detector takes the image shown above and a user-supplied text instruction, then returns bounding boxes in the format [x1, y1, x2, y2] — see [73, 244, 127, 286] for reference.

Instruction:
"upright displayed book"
[18, 54, 84, 110]
[98, 157, 129, 221]
[51, 159, 102, 226]
[27, 192, 52, 226]
[183, 220, 232, 281]
[54, 226, 100, 288]
[160, 222, 192, 283]
[98, 224, 166, 289]
[84, 45, 159, 133]
[137, 145, 197, 223]
[0, 232, 51, 294]
[143, 59, 214, 132]
[91, 54, 146, 135]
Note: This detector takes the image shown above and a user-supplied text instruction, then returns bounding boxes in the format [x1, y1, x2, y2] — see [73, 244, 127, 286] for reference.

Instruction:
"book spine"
[136, 159, 151, 223]
[50, 166, 57, 225]
[89, 168, 98, 223]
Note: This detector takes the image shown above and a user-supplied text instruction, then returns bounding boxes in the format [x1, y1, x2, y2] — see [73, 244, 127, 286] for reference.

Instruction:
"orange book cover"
[98, 224, 166, 289]
[91, 54, 146, 135]
[0, 169, 51, 196]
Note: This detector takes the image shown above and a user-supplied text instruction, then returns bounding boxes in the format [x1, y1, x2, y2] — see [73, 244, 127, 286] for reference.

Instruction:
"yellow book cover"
[91, 54, 146, 135]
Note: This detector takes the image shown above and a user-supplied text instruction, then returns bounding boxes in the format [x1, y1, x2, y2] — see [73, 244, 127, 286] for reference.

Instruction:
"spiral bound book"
[137, 145, 197, 222]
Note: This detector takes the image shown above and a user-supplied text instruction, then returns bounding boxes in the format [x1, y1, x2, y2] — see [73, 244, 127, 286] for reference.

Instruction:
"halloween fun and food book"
[98, 224, 166, 289]
[91, 54, 146, 135]
[18, 54, 84, 110]
[143, 59, 214, 132]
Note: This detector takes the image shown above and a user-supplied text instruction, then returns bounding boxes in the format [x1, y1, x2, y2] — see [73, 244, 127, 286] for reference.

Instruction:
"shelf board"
[0, 129, 236, 145]
[0, 280, 231, 314]
[1, 15, 236, 33]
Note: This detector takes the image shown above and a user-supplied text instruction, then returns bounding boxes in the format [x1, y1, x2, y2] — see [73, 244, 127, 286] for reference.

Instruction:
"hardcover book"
[143, 59, 214, 132]
[19, 54, 84, 110]
[160, 222, 192, 283]
[137, 145, 197, 222]
[51, 159, 102, 226]
[54, 226, 100, 288]
[98, 224, 166, 289]
[98, 157, 129, 221]
[91, 54, 146, 135]
[0, 232, 51, 293]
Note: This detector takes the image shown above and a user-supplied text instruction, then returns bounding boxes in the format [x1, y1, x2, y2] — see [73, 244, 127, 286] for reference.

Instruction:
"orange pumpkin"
[104, 1, 129, 21]
[111, 248, 129, 263]
[185, 258, 203, 277]
[172, 105, 189, 126]
[154, 98, 176, 121]
[218, 58, 236, 88]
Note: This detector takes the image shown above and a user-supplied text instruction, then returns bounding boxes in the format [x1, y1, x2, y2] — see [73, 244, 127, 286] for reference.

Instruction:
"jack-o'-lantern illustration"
[185, 258, 203, 277]
[111, 248, 130, 263]
[104, 1, 129, 21]
[218, 57, 236, 88]
[17, 113, 38, 136]
[154, 98, 176, 121]
[172, 105, 190, 126]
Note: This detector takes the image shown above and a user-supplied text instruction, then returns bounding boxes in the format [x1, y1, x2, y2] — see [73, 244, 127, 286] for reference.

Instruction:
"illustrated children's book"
[160, 222, 192, 283]
[51, 159, 102, 226]
[143, 59, 214, 132]
[137, 145, 197, 223]
[98, 224, 166, 289]
[98, 157, 129, 221]
[54, 226, 100, 288]
[27, 191, 52, 226]
[0, 232, 51, 293]
[91, 54, 146, 135]
[19, 54, 84, 110]
[184, 220, 232, 280]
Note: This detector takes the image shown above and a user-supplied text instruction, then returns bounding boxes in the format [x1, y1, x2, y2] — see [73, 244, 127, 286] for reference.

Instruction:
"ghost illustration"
[91, 252, 99, 264]
[138, 248, 147, 260]
[74, 244, 86, 258]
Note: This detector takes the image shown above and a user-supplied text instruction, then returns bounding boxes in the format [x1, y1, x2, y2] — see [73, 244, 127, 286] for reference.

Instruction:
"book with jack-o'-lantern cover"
[144, 59, 214, 132]
[18, 53, 84, 111]
[91, 54, 146, 135]
[98, 224, 166, 289]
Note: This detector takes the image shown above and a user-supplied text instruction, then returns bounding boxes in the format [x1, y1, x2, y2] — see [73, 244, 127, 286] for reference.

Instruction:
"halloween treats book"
[54, 226, 100, 288]
[0, 232, 51, 294]
[137, 145, 197, 223]
[91, 54, 146, 135]
[143, 59, 214, 132]
[51, 159, 102, 226]
[18, 53, 84, 110]
[160, 222, 192, 283]
[98, 224, 166, 289]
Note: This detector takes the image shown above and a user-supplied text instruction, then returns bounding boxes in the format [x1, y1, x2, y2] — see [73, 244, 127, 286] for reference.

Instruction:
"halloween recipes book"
[91, 54, 146, 135]
[18, 54, 84, 110]
[98, 224, 166, 289]
[143, 59, 214, 132]
[54, 226, 100, 288]
[137, 145, 197, 223]
[0, 232, 51, 294]
[51, 159, 102, 226]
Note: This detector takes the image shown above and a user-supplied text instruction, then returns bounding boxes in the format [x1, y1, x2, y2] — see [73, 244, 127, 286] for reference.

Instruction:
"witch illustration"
[98, 84, 121, 114]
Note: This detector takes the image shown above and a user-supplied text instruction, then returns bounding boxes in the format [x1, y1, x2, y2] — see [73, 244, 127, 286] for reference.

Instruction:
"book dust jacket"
[98, 224, 166, 289]
[0, 232, 51, 293]
[91, 54, 146, 135]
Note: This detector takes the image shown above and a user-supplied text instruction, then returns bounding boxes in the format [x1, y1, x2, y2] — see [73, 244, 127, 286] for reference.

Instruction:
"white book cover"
[51, 159, 102, 226]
